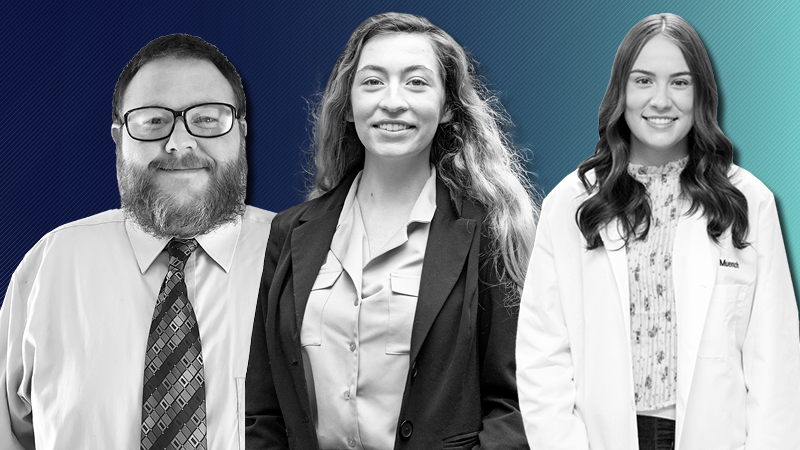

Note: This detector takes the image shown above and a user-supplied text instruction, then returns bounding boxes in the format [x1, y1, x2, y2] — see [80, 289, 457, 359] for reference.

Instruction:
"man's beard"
[117, 140, 247, 239]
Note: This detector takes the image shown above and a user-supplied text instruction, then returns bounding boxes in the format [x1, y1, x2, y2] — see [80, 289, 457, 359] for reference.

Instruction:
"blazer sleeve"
[741, 192, 800, 448]
[245, 219, 290, 450]
[475, 231, 529, 449]
[516, 199, 590, 449]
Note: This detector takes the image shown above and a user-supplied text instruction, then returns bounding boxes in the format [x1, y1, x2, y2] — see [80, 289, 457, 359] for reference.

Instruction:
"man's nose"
[165, 118, 197, 153]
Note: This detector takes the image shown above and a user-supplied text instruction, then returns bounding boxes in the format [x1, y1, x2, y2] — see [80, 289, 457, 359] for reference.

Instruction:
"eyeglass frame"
[121, 102, 241, 142]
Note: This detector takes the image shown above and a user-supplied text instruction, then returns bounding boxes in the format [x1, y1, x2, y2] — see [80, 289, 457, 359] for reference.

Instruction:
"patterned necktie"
[141, 238, 207, 450]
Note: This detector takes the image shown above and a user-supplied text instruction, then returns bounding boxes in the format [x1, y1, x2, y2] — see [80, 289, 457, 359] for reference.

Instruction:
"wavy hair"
[577, 13, 748, 250]
[309, 12, 538, 294]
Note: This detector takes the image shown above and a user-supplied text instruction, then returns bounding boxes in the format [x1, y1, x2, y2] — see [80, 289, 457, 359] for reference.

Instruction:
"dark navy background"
[2, 1, 799, 307]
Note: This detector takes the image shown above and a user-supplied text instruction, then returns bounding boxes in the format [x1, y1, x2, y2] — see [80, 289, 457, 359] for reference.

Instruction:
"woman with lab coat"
[516, 13, 800, 450]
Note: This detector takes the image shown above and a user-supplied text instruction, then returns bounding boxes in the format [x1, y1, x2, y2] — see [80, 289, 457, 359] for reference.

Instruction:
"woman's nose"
[378, 86, 409, 113]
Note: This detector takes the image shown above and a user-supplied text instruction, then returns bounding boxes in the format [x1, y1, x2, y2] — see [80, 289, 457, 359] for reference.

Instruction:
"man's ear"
[239, 119, 247, 137]
[111, 123, 122, 145]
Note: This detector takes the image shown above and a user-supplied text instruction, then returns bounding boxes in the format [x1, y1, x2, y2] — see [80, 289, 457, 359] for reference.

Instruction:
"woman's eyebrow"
[355, 64, 435, 76]
[630, 69, 692, 78]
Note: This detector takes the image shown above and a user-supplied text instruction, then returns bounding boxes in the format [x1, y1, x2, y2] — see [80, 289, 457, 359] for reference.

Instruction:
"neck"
[358, 153, 432, 208]
[629, 138, 689, 166]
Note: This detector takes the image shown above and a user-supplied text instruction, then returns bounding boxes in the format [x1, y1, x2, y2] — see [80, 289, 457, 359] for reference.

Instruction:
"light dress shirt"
[0, 206, 273, 450]
[301, 167, 436, 450]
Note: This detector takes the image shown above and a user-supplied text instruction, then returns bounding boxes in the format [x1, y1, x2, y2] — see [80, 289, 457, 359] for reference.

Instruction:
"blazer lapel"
[409, 178, 476, 363]
[601, 219, 632, 341]
[673, 204, 719, 442]
[289, 175, 357, 331]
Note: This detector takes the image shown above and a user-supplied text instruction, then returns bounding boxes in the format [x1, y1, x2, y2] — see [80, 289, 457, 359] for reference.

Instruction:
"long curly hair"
[577, 13, 748, 250]
[308, 12, 539, 294]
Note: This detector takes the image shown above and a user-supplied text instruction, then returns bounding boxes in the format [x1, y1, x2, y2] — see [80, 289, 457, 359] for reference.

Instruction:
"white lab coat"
[516, 166, 800, 450]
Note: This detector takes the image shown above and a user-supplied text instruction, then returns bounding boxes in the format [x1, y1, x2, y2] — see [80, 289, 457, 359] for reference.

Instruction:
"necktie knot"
[167, 238, 198, 270]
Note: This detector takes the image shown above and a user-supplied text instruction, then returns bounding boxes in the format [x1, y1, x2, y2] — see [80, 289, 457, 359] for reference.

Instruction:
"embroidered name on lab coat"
[719, 259, 739, 268]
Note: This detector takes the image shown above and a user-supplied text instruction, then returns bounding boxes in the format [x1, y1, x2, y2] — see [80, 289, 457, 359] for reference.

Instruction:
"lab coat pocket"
[698, 284, 746, 358]
[301, 256, 342, 347]
[386, 273, 420, 355]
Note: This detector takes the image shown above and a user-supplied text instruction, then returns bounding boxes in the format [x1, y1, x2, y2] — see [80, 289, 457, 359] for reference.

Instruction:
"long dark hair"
[309, 12, 539, 294]
[577, 13, 748, 250]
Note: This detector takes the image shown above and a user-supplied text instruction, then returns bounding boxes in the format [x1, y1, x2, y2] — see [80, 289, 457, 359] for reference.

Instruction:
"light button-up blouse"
[300, 167, 437, 450]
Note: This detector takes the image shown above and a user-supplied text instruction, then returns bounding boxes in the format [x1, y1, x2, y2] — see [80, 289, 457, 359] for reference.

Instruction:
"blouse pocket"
[301, 255, 342, 347]
[697, 284, 747, 358]
[386, 273, 420, 355]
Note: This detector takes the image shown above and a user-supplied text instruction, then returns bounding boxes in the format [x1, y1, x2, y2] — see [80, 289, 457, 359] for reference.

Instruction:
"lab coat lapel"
[673, 205, 719, 445]
[409, 178, 475, 364]
[601, 219, 632, 341]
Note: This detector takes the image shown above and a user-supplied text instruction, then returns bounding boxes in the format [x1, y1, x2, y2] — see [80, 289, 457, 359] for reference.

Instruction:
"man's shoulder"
[242, 205, 276, 226]
[43, 209, 127, 243]
[13, 210, 128, 279]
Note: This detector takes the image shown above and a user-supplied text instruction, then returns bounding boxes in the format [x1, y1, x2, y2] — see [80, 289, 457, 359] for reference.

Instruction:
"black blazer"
[245, 173, 528, 450]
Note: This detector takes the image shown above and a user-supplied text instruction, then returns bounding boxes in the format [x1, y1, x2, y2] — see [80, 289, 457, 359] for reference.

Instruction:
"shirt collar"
[406, 165, 437, 226]
[338, 165, 437, 229]
[125, 215, 243, 274]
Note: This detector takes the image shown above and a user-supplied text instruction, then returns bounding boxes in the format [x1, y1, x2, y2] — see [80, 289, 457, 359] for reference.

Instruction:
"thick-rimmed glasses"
[123, 102, 239, 142]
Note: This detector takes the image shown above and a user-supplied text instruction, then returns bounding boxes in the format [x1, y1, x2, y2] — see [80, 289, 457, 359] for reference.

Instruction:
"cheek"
[676, 91, 694, 114]
[120, 137, 156, 165]
[625, 87, 647, 113]
[205, 135, 243, 164]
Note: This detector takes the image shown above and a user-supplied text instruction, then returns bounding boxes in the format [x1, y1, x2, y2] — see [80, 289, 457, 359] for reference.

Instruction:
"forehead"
[357, 33, 440, 75]
[632, 34, 689, 73]
[122, 57, 236, 111]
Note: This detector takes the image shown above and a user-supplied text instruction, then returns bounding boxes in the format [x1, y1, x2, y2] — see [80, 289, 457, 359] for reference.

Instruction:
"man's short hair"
[112, 34, 246, 123]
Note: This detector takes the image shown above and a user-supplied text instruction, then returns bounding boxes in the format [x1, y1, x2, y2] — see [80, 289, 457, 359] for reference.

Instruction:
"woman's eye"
[363, 78, 383, 86]
[634, 77, 652, 85]
[672, 79, 690, 87]
[408, 78, 428, 87]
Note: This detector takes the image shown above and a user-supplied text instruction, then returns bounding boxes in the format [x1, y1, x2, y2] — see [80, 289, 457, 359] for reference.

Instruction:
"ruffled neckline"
[628, 156, 688, 181]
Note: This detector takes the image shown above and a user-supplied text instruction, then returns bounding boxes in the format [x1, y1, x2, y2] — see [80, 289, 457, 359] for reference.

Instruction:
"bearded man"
[0, 34, 274, 450]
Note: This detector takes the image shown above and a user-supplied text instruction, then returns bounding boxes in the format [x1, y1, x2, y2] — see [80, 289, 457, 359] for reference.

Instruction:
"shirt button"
[354, 298, 359, 306]
[344, 390, 351, 400]
[349, 342, 356, 352]
[347, 436, 356, 447]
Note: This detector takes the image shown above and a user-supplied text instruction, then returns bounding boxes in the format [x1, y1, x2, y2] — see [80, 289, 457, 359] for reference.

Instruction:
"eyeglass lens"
[126, 104, 234, 140]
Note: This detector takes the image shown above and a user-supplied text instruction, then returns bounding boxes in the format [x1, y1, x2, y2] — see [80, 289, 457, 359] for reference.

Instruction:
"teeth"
[647, 117, 674, 125]
[378, 123, 411, 131]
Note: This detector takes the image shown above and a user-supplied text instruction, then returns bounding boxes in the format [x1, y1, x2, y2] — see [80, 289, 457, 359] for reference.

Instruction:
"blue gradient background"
[1, 0, 798, 310]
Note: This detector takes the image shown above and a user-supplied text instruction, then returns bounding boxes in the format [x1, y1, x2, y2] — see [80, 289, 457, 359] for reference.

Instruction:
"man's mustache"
[149, 154, 214, 171]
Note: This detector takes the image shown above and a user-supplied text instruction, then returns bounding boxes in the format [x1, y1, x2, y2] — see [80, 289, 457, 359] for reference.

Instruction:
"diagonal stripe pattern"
[141, 238, 207, 450]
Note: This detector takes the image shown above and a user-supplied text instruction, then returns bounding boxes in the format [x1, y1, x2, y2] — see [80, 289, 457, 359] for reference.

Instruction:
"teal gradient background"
[1, 0, 798, 312]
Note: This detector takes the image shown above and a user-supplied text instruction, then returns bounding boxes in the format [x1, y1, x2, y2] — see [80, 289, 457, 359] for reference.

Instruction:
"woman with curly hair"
[246, 12, 537, 449]
[516, 13, 800, 449]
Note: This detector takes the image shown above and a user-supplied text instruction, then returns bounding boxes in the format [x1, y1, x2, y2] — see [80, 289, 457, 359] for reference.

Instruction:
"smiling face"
[113, 57, 247, 238]
[624, 34, 694, 165]
[349, 32, 450, 168]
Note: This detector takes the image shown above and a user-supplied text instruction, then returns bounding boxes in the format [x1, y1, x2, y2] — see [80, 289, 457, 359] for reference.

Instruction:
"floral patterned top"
[627, 156, 687, 411]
